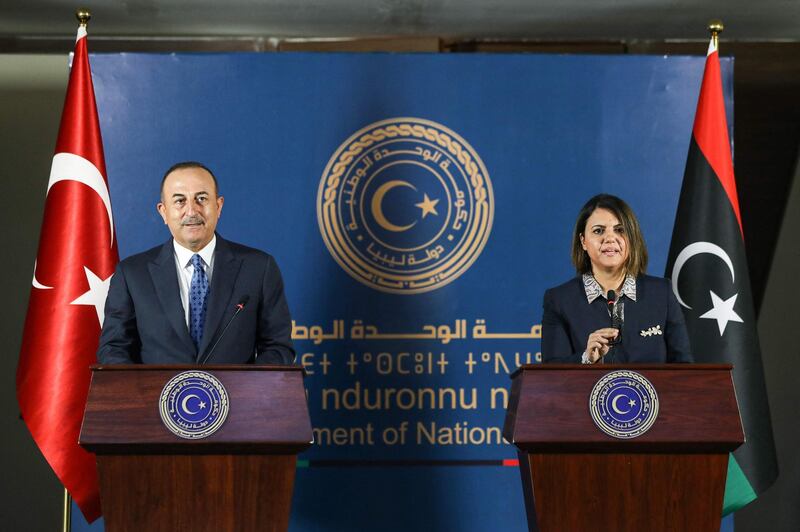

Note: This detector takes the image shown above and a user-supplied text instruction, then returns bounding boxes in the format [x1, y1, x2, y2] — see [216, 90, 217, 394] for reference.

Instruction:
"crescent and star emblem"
[610, 394, 634, 415]
[160, 372, 229, 439]
[318, 118, 494, 294]
[31, 152, 115, 328]
[671, 241, 743, 336]
[589, 370, 659, 439]
[180, 394, 207, 415]
[370, 180, 439, 233]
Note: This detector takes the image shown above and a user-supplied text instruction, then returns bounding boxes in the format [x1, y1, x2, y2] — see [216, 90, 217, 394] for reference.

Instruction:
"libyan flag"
[665, 37, 778, 515]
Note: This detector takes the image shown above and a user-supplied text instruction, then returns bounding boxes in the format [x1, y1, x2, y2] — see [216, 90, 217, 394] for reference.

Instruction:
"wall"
[0, 54, 67, 530]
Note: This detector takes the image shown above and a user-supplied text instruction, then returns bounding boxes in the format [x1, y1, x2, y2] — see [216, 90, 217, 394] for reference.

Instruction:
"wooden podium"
[79, 365, 312, 532]
[503, 364, 744, 532]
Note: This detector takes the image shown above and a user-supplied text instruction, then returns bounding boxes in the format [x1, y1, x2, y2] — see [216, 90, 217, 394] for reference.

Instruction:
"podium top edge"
[90, 364, 304, 372]
[511, 363, 733, 377]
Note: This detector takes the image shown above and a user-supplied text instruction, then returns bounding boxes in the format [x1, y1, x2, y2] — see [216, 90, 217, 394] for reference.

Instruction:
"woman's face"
[581, 207, 629, 275]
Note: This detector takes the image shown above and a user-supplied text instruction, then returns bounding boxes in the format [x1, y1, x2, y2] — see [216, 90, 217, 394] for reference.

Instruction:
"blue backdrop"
[73, 51, 733, 531]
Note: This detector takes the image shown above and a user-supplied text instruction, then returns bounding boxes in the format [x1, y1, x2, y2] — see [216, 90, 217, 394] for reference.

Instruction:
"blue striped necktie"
[189, 254, 209, 350]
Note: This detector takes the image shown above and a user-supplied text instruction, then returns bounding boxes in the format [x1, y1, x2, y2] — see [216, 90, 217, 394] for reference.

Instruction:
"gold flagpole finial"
[76, 8, 91, 27]
[708, 19, 724, 50]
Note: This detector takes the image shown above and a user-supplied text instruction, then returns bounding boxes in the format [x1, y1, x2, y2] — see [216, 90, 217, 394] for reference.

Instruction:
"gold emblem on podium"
[317, 117, 494, 294]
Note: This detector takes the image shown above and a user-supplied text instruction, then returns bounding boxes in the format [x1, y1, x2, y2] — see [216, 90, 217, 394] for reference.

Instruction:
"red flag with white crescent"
[16, 24, 117, 522]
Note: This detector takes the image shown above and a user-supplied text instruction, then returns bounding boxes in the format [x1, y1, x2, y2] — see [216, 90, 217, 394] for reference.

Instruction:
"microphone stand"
[198, 296, 249, 365]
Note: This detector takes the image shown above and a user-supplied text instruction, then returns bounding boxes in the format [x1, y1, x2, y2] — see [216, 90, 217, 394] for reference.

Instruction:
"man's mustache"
[181, 215, 204, 226]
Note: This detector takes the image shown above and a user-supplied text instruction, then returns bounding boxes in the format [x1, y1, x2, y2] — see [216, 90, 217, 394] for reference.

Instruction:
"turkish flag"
[16, 24, 117, 522]
[665, 37, 777, 513]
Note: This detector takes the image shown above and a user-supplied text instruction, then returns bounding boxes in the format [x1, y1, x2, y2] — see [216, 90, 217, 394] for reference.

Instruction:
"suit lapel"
[197, 237, 243, 360]
[575, 277, 610, 323]
[148, 240, 196, 354]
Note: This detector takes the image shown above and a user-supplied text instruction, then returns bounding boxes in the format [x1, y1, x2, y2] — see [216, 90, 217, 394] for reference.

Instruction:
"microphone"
[199, 295, 249, 365]
[607, 290, 623, 347]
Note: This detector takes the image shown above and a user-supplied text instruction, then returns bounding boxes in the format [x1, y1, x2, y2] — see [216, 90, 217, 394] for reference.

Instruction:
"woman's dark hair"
[571, 194, 648, 276]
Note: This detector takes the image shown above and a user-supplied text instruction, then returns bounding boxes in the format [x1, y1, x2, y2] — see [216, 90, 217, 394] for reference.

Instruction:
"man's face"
[157, 167, 224, 251]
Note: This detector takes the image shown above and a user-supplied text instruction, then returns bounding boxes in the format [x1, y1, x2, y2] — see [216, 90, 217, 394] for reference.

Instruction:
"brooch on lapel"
[640, 325, 663, 337]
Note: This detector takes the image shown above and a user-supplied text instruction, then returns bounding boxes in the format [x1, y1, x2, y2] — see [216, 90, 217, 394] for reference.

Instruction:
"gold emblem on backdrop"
[317, 117, 494, 294]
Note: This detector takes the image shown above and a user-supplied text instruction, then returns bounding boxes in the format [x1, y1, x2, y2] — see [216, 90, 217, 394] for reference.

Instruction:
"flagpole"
[708, 19, 723, 50]
[76, 8, 91, 27]
[63, 488, 72, 532]
[59, 10, 91, 532]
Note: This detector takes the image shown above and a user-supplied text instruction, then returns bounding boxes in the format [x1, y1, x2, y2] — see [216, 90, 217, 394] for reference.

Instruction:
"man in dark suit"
[97, 162, 294, 365]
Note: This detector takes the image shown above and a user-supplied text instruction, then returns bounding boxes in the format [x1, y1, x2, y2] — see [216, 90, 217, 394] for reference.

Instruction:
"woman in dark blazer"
[542, 194, 692, 364]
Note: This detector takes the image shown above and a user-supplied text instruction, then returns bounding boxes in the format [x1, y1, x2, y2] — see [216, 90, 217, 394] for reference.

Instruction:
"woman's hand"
[585, 328, 619, 363]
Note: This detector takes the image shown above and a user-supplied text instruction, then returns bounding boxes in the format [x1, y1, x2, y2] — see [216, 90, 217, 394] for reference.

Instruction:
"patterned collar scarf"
[581, 273, 637, 304]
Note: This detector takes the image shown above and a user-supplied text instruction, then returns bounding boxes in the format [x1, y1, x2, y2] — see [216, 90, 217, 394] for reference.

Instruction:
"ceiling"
[2, 0, 799, 42]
